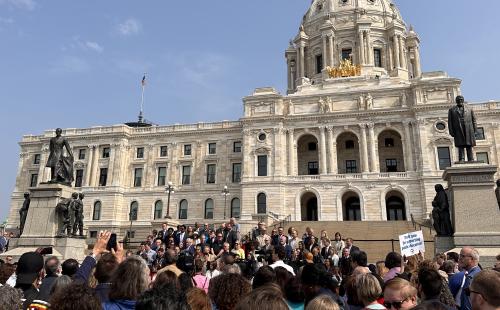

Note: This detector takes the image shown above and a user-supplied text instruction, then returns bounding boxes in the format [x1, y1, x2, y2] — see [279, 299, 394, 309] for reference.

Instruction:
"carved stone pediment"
[253, 146, 272, 155]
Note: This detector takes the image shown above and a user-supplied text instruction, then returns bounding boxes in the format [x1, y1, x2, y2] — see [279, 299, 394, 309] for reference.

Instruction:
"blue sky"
[1, 0, 499, 221]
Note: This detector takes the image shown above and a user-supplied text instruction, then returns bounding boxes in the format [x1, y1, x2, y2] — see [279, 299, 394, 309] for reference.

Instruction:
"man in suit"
[344, 237, 359, 254]
[175, 225, 187, 247]
[157, 223, 169, 244]
[448, 247, 481, 310]
[321, 238, 332, 260]
[448, 95, 477, 162]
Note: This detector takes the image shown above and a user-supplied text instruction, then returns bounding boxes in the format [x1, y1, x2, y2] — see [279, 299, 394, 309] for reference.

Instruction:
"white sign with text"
[399, 230, 425, 257]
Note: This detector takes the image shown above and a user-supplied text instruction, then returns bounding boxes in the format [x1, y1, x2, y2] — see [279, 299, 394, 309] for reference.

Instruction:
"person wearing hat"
[15, 251, 50, 309]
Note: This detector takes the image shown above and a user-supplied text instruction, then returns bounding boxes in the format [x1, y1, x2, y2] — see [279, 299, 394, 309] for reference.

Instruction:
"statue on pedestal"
[432, 184, 454, 236]
[56, 192, 78, 236]
[496, 179, 500, 210]
[19, 192, 30, 235]
[448, 96, 477, 162]
[46, 128, 74, 186]
[72, 193, 85, 237]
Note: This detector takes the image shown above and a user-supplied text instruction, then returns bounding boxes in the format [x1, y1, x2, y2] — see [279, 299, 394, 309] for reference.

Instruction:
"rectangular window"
[33, 154, 41, 165]
[437, 147, 451, 170]
[78, 149, 86, 160]
[126, 231, 136, 239]
[207, 164, 216, 184]
[30, 173, 38, 187]
[476, 152, 489, 164]
[342, 49, 353, 61]
[99, 168, 108, 186]
[160, 146, 168, 157]
[136, 147, 144, 159]
[102, 147, 110, 158]
[233, 141, 242, 153]
[208, 143, 217, 155]
[386, 159, 398, 172]
[346, 160, 357, 173]
[315, 54, 323, 74]
[184, 144, 192, 156]
[232, 163, 242, 183]
[374, 48, 382, 68]
[134, 168, 143, 187]
[475, 127, 485, 140]
[157, 167, 167, 186]
[257, 155, 268, 176]
[75, 169, 84, 187]
[89, 231, 98, 238]
[182, 165, 191, 185]
[308, 162, 319, 175]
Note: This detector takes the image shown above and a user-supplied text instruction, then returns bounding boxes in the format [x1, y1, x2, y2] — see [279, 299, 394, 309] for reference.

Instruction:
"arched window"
[204, 199, 214, 219]
[179, 199, 188, 220]
[344, 196, 361, 221]
[129, 201, 138, 221]
[231, 198, 241, 219]
[92, 201, 101, 220]
[154, 200, 163, 220]
[257, 193, 267, 214]
[386, 195, 406, 221]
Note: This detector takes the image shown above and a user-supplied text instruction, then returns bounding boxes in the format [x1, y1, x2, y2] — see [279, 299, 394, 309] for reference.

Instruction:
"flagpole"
[139, 73, 146, 123]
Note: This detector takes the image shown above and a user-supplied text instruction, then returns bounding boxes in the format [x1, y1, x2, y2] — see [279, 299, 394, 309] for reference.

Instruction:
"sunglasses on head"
[383, 298, 408, 309]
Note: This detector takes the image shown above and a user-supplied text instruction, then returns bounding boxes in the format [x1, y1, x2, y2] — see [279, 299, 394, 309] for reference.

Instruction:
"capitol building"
[7, 0, 500, 237]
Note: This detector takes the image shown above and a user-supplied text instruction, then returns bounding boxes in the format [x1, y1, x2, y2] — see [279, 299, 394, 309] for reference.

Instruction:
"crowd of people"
[0, 219, 499, 310]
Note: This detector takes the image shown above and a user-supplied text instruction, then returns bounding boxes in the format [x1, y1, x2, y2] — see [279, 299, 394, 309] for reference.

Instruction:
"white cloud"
[166, 52, 229, 88]
[50, 56, 90, 74]
[117, 18, 142, 36]
[0, 0, 36, 10]
[63, 36, 103, 53]
[84, 41, 103, 53]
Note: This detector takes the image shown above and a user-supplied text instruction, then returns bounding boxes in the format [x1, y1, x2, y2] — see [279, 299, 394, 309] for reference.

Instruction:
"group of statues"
[358, 93, 374, 110]
[325, 59, 362, 78]
[55, 192, 85, 237]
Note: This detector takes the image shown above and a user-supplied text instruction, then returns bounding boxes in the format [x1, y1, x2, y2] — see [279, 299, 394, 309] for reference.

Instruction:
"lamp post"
[221, 185, 230, 220]
[165, 181, 175, 219]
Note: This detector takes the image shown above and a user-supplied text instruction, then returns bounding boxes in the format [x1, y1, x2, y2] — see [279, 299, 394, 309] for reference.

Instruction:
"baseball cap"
[16, 252, 44, 285]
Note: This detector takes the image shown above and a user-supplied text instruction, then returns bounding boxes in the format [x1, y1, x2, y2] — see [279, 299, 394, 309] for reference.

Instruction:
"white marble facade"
[7, 0, 500, 236]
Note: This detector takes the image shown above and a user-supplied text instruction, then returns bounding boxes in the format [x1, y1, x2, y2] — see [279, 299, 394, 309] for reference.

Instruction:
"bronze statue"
[448, 96, 477, 162]
[46, 128, 74, 185]
[496, 179, 500, 210]
[72, 193, 85, 237]
[19, 192, 30, 235]
[432, 184, 454, 236]
[55, 192, 78, 236]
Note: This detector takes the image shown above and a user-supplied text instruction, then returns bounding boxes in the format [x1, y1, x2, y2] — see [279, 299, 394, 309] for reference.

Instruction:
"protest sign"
[399, 230, 425, 257]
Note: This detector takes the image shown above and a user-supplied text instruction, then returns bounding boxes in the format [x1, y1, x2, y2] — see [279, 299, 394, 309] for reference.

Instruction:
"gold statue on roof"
[326, 59, 361, 78]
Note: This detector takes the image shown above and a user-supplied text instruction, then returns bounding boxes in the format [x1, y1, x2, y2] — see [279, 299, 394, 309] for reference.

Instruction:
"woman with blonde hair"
[305, 295, 340, 310]
[357, 273, 385, 309]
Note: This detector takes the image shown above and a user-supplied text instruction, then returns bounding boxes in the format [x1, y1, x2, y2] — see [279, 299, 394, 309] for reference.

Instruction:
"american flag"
[141, 74, 146, 87]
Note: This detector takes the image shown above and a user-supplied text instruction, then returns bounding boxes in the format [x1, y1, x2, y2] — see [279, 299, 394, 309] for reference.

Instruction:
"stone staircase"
[275, 220, 435, 262]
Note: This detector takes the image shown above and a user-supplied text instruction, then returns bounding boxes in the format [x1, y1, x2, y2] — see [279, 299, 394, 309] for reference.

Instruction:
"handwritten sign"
[399, 231, 425, 257]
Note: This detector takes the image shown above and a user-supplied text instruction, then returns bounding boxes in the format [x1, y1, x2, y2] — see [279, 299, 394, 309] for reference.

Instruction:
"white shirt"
[270, 260, 296, 276]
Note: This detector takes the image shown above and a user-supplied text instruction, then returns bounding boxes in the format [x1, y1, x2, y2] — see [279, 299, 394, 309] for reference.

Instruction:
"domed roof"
[302, 0, 405, 29]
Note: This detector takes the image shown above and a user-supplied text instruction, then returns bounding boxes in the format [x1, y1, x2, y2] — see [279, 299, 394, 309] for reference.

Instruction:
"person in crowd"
[301, 263, 337, 306]
[102, 255, 150, 310]
[449, 247, 481, 310]
[187, 287, 212, 310]
[61, 258, 79, 278]
[262, 235, 274, 252]
[384, 252, 403, 282]
[0, 232, 8, 253]
[305, 295, 340, 310]
[157, 223, 169, 243]
[333, 232, 345, 254]
[178, 272, 195, 291]
[236, 283, 289, 310]
[344, 237, 360, 253]
[175, 225, 187, 246]
[153, 270, 178, 289]
[157, 249, 184, 277]
[284, 276, 306, 310]
[49, 282, 102, 310]
[49, 275, 72, 297]
[440, 260, 456, 279]
[434, 253, 447, 269]
[0, 261, 16, 285]
[192, 258, 209, 292]
[14, 251, 50, 309]
[356, 273, 385, 309]
[289, 229, 301, 250]
[142, 242, 157, 266]
[467, 269, 500, 310]
[211, 232, 225, 255]
[38, 256, 60, 301]
[320, 238, 332, 260]
[182, 238, 195, 256]
[208, 273, 251, 310]
[203, 244, 217, 262]
[231, 241, 245, 259]
[151, 238, 162, 252]
[339, 247, 352, 277]
[417, 267, 455, 309]
[252, 266, 276, 289]
[136, 282, 190, 310]
[383, 277, 418, 310]
[0, 285, 23, 310]
[270, 246, 296, 276]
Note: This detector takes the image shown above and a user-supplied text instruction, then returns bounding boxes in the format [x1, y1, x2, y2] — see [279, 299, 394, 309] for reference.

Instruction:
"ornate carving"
[74, 161, 85, 169]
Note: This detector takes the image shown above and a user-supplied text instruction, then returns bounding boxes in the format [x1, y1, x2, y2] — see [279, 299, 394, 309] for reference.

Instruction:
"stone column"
[242, 131, 252, 178]
[403, 121, 414, 171]
[273, 128, 280, 176]
[413, 46, 422, 77]
[298, 45, 305, 79]
[358, 32, 365, 65]
[366, 31, 373, 66]
[281, 129, 287, 176]
[359, 124, 369, 173]
[328, 35, 334, 67]
[107, 144, 117, 186]
[398, 35, 406, 69]
[319, 126, 327, 175]
[287, 129, 295, 175]
[368, 123, 378, 172]
[327, 126, 336, 174]
[414, 119, 430, 171]
[393, 35, 400, 68]
[388, 43, 394, 70]
[89, 145, 99, 186]
[322, 35, 328, 68]
[84, 145, 95, 187]
[111, 143, 124, 186]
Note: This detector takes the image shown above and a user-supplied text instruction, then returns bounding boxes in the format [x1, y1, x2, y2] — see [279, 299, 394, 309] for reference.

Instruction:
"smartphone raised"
[106, 233, 117, 251]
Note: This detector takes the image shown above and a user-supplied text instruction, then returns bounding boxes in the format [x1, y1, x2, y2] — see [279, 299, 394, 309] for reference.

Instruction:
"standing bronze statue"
[19, 192, 30, 235]
[46, 128, 74, 185]
[432, 184, 454, 236]
[496, 179, 500, 210]
[448, 95, 477, 162]
[56, 192, 78, 236]
[72, 193, 85, 237]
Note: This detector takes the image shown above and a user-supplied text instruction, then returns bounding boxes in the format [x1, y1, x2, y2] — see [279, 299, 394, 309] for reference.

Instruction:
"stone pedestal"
[439, 163, 500, 268]
[0, 183, 87, 262]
